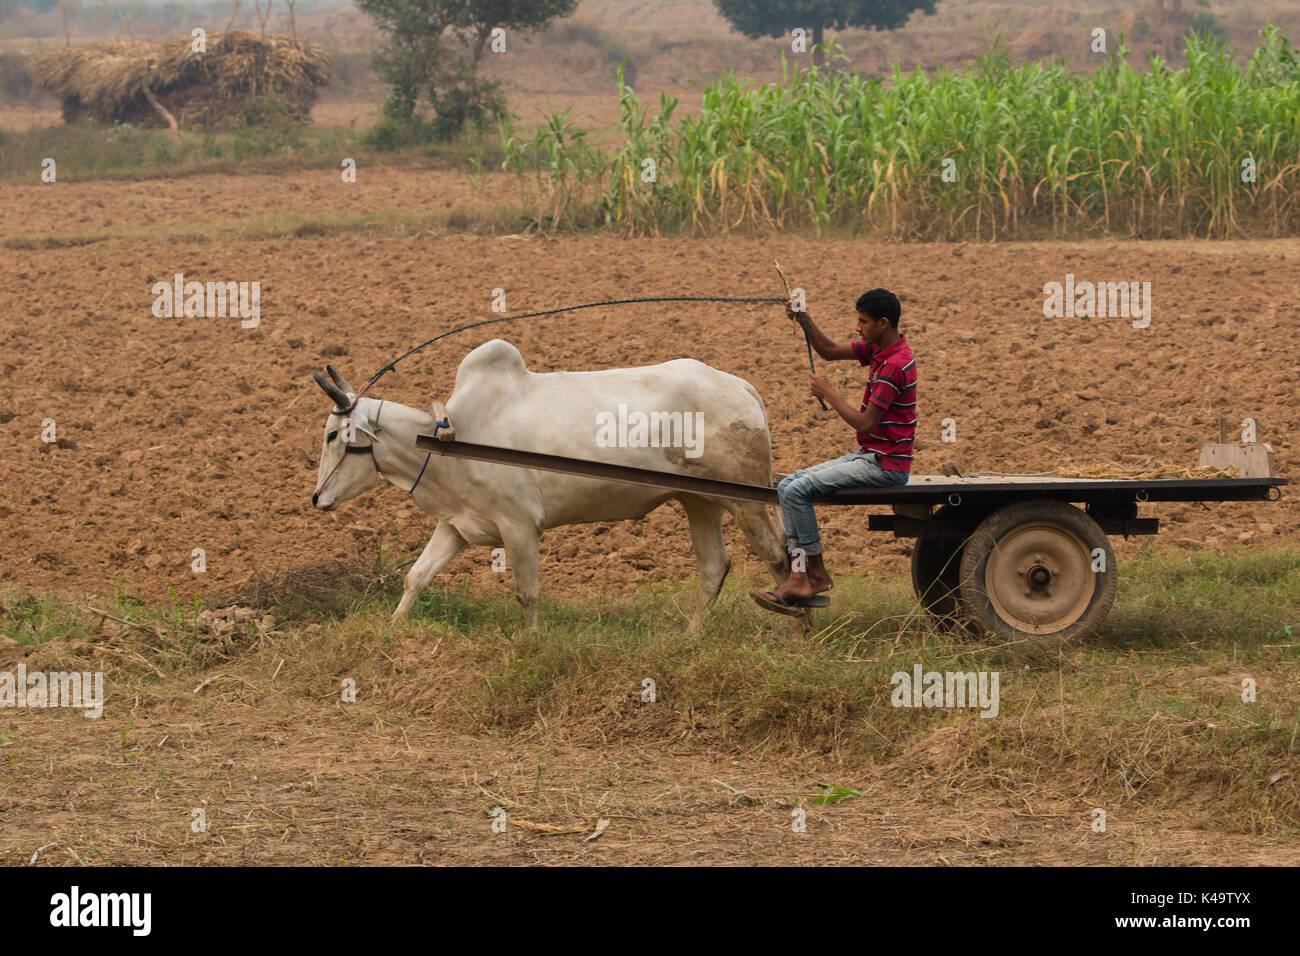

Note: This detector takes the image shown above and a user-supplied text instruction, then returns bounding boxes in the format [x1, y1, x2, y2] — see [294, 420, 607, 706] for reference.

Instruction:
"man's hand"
[787, 303, 858, 362]
[809, 374, 836, 402]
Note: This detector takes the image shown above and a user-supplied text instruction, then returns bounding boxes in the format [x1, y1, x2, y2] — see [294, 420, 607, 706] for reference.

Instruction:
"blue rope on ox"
[409, 452, 432, 496]
[408, 418, 450, 495]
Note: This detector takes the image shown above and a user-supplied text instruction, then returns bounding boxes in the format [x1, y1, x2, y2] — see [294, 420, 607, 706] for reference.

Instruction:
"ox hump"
[457, 339, 528, 384]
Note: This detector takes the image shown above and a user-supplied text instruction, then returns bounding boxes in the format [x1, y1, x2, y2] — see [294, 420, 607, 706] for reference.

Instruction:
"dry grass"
[1054, 459, 1242, 479]
[28, 31, 330, 130]
[2, 545, 1296, 864]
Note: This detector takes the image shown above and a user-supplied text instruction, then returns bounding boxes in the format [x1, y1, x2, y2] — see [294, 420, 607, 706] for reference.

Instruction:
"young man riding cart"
[751, 288, 918, 617]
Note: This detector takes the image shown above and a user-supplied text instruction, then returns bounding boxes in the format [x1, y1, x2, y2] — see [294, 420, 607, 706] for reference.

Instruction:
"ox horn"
[326, 364, 355, 397]
[313, 370, 354, 412]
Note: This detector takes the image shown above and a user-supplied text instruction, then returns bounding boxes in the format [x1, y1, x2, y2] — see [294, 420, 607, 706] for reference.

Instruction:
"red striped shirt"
[851, 334, 917, 473]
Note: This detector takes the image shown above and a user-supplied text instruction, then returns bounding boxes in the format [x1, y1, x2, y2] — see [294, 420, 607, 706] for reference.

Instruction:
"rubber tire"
[958, 499, 1117, 645]
[910, 506, 969, 628]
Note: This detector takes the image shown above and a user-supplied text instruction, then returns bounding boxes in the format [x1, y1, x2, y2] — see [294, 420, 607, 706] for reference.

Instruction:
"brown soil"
[0, 185, 1294, 605]
[0, 167, 527, 240]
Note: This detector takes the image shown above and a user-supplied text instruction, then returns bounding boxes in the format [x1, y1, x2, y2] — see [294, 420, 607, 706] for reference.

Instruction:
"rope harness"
[312, 398, 451, 501]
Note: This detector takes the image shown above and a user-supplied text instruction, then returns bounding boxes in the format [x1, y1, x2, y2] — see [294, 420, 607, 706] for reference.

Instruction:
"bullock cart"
[414, 435, 1286, 643]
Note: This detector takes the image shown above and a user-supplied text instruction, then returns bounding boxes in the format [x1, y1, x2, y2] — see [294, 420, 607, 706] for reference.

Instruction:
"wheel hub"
[985, 524, 1094, 634]
[1025, 564, 1052, 591]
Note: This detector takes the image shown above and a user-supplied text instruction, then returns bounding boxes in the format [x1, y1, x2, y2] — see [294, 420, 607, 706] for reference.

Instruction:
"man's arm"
[811, 376, 885, 433]
[786, 304, 858, 361]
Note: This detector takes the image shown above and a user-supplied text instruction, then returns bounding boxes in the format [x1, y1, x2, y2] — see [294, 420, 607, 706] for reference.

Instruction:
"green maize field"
[502, 26, 1300, 240]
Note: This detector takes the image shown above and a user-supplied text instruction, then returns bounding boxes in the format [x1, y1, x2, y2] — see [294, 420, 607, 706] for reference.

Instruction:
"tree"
[460, 0, 580, 67]
[254, 0, 272, 37]
[356, 0, 578, 139]
[356, 0, 462, 122]
[714, 0, 936, 67]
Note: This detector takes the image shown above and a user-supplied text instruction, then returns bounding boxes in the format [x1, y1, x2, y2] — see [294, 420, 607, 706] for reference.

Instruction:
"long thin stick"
[356, 294, 785, 398]
[774, 261, 827, 410]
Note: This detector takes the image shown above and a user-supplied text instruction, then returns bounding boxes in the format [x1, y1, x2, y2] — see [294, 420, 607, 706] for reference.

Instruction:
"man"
[751, 288, 917, 616]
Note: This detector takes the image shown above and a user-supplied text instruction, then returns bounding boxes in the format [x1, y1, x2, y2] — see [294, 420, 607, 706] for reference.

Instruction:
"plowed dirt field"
[1, 173, 1294, 606]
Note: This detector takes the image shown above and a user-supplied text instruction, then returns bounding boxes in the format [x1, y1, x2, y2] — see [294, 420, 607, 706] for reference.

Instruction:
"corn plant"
[509, 26, 1300, 240]
[499, 107, 609, 233]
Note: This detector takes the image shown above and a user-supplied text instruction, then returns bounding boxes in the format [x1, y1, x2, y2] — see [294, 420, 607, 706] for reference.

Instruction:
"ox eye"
[327, 431, 338, 443]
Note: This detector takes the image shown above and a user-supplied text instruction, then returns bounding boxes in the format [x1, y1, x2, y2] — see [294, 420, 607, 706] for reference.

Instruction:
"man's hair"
[856, 288, 901, 327]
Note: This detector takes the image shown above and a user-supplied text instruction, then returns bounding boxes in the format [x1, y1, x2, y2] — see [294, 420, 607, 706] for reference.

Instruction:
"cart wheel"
[958, 500, 1117, 644]
[910, 505, 968, 628]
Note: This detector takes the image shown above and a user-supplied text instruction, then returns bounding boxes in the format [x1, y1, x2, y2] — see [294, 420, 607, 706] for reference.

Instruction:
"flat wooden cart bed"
[415, 435, 1287, 642]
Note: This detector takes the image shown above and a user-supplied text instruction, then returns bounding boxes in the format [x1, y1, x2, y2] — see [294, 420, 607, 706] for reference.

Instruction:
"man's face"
[855, 311, 890, 345]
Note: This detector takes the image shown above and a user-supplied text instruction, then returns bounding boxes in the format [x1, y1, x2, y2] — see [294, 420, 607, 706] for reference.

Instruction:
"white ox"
[312, 340, 789, 627]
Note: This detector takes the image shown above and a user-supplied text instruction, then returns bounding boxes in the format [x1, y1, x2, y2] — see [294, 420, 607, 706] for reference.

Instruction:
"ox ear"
[313, 370, 353, 413]
[427, 401, 455, 441]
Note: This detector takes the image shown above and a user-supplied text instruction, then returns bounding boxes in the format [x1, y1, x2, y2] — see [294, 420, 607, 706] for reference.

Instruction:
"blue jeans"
[777, 451, 908, 557]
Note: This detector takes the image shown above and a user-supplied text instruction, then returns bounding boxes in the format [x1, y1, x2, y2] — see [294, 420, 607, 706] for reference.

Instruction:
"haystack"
[30, 31, 330, 130]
